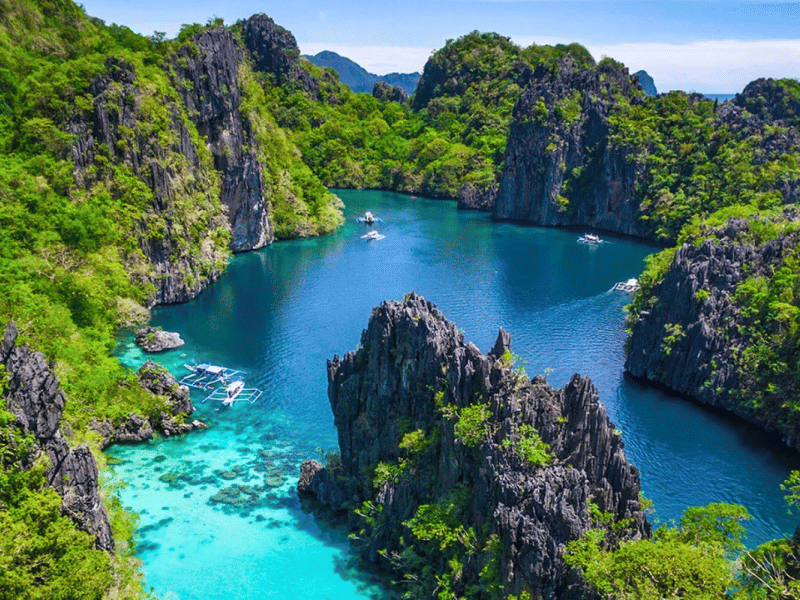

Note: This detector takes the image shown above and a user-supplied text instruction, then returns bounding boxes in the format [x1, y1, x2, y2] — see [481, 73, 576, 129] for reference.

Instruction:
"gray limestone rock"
[69, 55, 228, 305]
[457, 181, 497, 212]
[372, 80, 408, 103]
[96, 361, 202, 448]
[304, 293, 649, 599]
[135, 327, 185, 352]
[625, 214, 800, 450]
[495, 58, 644, 236]
[0, 322, 114, 551]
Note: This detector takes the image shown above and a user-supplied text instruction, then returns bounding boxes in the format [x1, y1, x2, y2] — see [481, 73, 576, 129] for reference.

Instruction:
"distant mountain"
[634, 69, 658, 96]
[304, 50, 420, 96]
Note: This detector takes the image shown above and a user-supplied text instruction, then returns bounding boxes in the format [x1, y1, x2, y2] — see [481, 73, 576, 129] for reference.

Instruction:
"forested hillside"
[274, 32, 594, 199]
[0, 1, 342, 596]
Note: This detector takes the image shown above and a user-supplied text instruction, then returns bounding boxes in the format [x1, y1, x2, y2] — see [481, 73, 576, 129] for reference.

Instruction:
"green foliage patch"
[271, 32, 594, 199]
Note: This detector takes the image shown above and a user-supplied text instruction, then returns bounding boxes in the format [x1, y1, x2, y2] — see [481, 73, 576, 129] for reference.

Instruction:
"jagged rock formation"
[372, 80, 408, 103]
[734, 78, 800, 126]
[240, 15, 319, 94]
[91, 360, 205, 448]
[170, 25, 274, 253]
[494, 59, 645, 236]
[134, 326, 184, 352]
[67, 14, 345, 304]
[300, 293, 649, 599]
[0, 322, 113, 550]
[69, 55, 229, 305]
[633, 70, 657, 96]
[625, 214, 800, 450]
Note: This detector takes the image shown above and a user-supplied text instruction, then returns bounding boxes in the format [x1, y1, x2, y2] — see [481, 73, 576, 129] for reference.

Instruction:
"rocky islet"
[300, 293, 649, 599]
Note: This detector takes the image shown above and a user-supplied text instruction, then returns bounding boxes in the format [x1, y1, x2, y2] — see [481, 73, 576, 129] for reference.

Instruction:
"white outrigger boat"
[181, 362, 263, 405]
[356, 211, 380, 224]
[204, 380, 262, 406]
[361, 230, 385, 241]
[611, 278, 640, 293]
[578, 233, 603, 244]
[180, 363, 242, 389]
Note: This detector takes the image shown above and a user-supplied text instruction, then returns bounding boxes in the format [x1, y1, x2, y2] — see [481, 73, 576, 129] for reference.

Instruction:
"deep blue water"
[110, 189, 799, 599]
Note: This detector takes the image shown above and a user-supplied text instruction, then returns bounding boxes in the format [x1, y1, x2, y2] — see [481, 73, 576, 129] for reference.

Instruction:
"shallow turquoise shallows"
[110, 190, 799, 600]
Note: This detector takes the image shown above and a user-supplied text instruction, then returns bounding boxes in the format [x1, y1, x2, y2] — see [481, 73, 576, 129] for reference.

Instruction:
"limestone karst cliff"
[494, 58, 645, 236]
[68, 54, 230, 305]
[625, 213, 800, 450]
[300, 293, 648, 599]
[494, 67, 800, 244]
[64, 12, 342, 305]
[0, 322, 113, 550]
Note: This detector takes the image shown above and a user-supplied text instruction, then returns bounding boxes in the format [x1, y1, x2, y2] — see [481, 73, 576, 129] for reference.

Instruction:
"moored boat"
[578, 233, 602, 244]
[360, 230, 385, 241]
[356, 211, 380, 224]
[222, 380, 245, 406]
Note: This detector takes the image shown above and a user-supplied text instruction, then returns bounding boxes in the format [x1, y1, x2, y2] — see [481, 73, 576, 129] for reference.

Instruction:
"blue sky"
[80, 1, 800, 93]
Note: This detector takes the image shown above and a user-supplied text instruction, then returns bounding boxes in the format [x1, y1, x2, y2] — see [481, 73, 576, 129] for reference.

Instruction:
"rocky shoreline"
[0, 324, 203, 549]
[1, 322, 114, 550]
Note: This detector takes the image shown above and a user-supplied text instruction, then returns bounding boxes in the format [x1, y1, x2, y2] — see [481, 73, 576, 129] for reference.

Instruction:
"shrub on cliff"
[609, 87, 800, 242]
[566, 503, 750, 599]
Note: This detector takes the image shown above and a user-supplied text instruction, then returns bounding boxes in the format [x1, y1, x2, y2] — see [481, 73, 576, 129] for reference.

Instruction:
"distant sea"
[703, 93, 736, 102]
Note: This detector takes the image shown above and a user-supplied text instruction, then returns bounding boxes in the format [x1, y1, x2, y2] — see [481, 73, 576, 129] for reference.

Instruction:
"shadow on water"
[296, 494, 400, 600]
[622, 372, 800, 464]
[618, 374, 800, 545]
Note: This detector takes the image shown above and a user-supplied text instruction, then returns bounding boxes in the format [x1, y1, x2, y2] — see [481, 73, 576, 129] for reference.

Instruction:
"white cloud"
[299, 43, 435, 75]
[514, 37, 800, 93]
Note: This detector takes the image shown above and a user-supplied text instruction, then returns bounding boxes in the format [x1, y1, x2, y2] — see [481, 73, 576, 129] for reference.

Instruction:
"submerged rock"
[300, 293, 649, 599]
[0, 322, 113, 550]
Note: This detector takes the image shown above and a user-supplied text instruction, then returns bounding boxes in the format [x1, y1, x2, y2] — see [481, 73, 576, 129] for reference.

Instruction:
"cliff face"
[241, 14, 319, 94]
[633, 70, 658, 96]
[625, 215, 800, 450]
[494, 60, 645, 236]
[69, 56, 229, 305]
[734, 78, 800, 127]
[0, 322, 113, 550]
[67, 14, 342, 304]
[171, 26, 273, 253]
[302, 293, 648, 599]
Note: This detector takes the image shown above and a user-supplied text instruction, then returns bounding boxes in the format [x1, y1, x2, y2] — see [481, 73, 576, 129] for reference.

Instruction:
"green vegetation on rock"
[270, 31, 593, 198]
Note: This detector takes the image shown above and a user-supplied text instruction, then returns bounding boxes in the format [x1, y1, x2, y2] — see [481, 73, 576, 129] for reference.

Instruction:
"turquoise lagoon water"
[110, 189, 800, 599]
